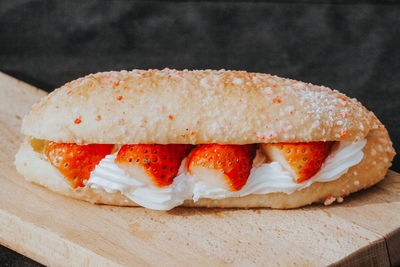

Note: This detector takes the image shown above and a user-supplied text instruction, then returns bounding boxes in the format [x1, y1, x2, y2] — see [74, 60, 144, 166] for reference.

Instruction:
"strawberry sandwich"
[15, 69, 395, 210]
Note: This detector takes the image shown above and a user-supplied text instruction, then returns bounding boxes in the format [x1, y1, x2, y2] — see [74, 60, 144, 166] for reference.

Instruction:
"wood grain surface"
[0, 72, 398, 266]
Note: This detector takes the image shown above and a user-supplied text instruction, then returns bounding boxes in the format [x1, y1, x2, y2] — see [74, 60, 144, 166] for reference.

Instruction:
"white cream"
[87, 140, 366, 210]
[88, 154, 193, 210]
[192, 140, 366, 199]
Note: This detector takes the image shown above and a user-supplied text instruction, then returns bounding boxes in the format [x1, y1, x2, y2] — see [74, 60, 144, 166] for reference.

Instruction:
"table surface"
[0, 73, 399, 266]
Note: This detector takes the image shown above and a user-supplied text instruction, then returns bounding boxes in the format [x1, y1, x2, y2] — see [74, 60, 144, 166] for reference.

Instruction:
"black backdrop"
[0, 1, 399, 265]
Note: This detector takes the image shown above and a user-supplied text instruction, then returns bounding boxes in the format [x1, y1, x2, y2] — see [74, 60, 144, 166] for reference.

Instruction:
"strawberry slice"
[115, 144, 193, 187]
[188, 144, 256, 191]
[262, 141, 334, 183]
[45, 142, 114, 188]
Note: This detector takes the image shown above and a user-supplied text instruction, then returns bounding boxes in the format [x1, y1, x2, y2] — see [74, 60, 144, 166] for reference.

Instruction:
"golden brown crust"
[14, 126, 395, 209]
[22, 69, 376, 144]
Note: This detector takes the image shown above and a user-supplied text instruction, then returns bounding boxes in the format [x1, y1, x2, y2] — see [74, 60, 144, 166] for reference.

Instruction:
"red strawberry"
[188, 144, 256, 191]
[115, 144, 193, 187]
[45, 142, 114, 188]
[262, 141, 334, 183]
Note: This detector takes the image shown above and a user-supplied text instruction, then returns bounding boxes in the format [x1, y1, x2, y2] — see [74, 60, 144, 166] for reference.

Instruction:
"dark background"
[0, 1, 399, 266]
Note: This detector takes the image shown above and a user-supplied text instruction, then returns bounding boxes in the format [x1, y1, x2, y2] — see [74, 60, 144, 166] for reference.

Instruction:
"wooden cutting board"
[0, 72, 399, 267]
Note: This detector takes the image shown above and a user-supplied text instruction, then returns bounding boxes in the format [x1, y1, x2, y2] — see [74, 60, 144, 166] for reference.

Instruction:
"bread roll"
[15, 69, 395, 209]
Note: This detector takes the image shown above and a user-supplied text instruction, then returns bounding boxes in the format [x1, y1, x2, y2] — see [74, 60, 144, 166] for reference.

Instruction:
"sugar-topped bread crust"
[22, 69, 376, 144]
[14, 127, 395, 209]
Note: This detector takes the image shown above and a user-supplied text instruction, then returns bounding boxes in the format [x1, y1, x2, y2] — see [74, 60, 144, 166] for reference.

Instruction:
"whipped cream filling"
[87, 140, 366, 210]
[88, 155, 194, 210]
